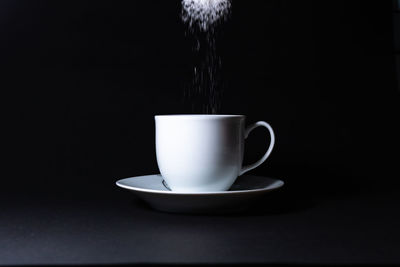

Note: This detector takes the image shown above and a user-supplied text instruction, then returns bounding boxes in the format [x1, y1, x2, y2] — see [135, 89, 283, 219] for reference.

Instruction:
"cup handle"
[240, 121, 275, 176]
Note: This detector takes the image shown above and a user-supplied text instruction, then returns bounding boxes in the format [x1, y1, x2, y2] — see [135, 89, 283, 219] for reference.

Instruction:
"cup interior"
[155, 114, 245, 120]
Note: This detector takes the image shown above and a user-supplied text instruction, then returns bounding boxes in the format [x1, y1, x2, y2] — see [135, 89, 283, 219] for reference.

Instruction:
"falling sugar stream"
[182, 0, 231, 114]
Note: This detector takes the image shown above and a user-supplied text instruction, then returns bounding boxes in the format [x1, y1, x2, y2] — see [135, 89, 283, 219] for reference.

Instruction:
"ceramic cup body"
[155, 115, 275, 192]
[156, 115, 246, 192]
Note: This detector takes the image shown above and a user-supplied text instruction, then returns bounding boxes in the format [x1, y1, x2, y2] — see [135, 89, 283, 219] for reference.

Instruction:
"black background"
[1, 0, 400, 265]
[2, 0, 398, 193]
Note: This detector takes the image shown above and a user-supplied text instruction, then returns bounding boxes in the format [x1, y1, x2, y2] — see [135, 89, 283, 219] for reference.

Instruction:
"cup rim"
[155, 114, 245, 120]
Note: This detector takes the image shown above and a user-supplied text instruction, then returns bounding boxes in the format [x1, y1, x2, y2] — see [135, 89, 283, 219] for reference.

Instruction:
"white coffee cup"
[155, 115, 275, 192]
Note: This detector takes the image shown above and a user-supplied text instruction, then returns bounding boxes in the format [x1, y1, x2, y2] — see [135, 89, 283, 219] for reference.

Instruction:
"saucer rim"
[115, 174, 284, 195]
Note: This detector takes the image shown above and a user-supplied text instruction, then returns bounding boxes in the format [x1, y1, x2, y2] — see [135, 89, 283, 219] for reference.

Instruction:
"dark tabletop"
[1, 173, 399, 266]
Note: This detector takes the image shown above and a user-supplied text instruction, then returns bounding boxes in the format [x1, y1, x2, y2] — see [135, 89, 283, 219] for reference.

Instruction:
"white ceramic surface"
[155, 115, 275, 192]
[116, 174, 284, 213]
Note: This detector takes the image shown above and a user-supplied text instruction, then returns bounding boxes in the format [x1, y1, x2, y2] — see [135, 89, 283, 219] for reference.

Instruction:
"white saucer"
[116, 174, 284, 213]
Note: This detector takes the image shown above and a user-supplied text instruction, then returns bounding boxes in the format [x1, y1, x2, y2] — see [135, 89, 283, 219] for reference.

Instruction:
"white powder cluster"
[182, 0, 231, 31]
